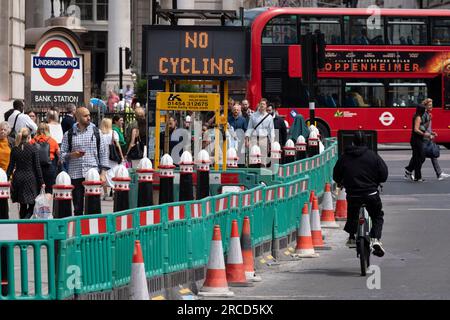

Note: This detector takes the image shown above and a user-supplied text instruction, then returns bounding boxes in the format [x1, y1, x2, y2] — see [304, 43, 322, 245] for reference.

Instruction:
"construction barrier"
[0, 138, 338, 300]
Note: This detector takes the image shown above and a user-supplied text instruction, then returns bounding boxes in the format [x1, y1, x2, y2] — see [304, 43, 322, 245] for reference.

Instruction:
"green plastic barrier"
[248, 186, 265, 246]
[165, 203, 189, 274]
[112, 211, 137, 289]
[136, 205, 165, 278]
[1, 139, 339, 300]
[0, 220, 65, 300]
[188, 199, 209, 269]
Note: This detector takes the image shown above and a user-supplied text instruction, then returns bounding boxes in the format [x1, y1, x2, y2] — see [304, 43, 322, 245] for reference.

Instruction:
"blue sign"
[33, 57, 80, 69]
[290, 110, 298, 119]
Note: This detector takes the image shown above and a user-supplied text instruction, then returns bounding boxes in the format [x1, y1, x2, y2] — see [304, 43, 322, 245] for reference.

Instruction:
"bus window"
[347, 17, 384, 45]
[262, 15, 298, 45]
[387, 80, 428, 107]
[315, 79, 341, 107]
[344, 81, 385, 107]
[432, 19, 450, 45]
[300, 16, 342, 44]
[387, 18, 427, 45]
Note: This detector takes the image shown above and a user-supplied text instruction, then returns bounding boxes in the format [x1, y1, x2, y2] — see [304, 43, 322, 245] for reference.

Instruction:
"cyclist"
[333, 131, 388, 257]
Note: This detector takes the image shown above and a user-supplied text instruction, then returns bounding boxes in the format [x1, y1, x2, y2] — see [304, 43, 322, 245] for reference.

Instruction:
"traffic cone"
[240, 217, 262, 282]
[198, 225, 234, 297]
[335, 187, 348, 221]
[226, 220, 253, 287]
[311, 197, 331, 250]
[129, 241, 150, 300]
[294, 203, 319, 258]
[321, 183, 340, 229]
[309, 190, 315, 208]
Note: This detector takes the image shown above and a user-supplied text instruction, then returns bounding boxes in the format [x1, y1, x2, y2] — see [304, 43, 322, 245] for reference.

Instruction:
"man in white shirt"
[7, 100, 38, 136]
[245, 98, 275, 166]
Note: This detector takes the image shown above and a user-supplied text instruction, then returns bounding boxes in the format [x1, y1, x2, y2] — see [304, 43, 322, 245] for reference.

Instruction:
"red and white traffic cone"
[226, 220, 253, 287]
[335, 187, 348, 221]
[311, 197, 331, 250]
[321, 183, 340, 229]
[198, 225, 234, 297]
[129, 241, 150, 300]
[241, 217, 262, 282]
[294, 203, 319, 258]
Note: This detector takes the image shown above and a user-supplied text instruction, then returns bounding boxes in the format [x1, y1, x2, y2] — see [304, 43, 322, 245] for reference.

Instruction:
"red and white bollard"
[249, 145, 262, 169]
[284, 139, 296, 164]
[0, 169, 10, 296]
[113, 165, 131, 212]
[307, 130, 320, 158]
[83, 169, 103, 215]
[159, 154, 175, 205]
[179, 151, 194, 202]
[137, 157, 154, 208]
[227, 148, 239, 169]
[0, 169, 10, 220]
[52, 172, 74, 219]
[296, 135, 307, 161]
[196, 150, 211, 200]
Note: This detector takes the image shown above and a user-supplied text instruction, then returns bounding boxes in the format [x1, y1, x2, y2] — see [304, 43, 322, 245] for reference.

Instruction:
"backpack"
[35, 138, 52, 166]
[67, 126, 101, 161]
[8, 113, 20, 139]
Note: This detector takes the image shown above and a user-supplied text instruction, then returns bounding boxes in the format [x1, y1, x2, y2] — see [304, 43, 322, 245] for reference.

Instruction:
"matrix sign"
[31, 36, 84, 106]
[143, 26, 249, 79]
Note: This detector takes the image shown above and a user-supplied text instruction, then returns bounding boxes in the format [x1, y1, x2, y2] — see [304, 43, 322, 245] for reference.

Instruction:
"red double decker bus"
[242, 7, 450, 147]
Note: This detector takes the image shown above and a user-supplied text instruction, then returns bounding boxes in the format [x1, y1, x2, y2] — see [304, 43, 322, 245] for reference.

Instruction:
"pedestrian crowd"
[1, 93, 448, 220]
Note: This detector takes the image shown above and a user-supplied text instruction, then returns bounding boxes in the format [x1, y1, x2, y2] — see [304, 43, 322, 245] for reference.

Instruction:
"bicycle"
[356, 204, 371, 276]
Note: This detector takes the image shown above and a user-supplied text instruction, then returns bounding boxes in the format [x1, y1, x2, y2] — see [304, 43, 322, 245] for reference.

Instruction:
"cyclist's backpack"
[35, 138, 52, 166]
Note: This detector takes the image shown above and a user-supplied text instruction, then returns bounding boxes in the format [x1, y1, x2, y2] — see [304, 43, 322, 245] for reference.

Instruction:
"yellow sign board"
[156, 92, 220, 112]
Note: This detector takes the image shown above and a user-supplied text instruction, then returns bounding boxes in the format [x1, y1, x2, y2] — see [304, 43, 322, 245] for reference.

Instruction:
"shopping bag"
[32, 187, 53, 220]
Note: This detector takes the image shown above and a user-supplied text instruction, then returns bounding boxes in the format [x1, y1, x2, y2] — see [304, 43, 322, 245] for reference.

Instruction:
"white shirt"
[103, 131, 120, 168]
[245, 111, 275, 143]
[48, 123, 64, 144]
[7, 110, 38, 135]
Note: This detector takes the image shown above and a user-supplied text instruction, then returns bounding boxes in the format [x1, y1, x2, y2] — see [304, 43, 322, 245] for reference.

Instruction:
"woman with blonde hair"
[0, 122, 15, 171]
[31, 123, 60, 193]
[100, 118, 125, 200]
[7, 128, 45, 219]
[47, 109, 63, 144]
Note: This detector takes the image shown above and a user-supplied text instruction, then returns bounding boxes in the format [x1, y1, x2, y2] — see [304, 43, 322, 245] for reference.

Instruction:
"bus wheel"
[316, 122, 330, 139]
[443, 143, 450, 150]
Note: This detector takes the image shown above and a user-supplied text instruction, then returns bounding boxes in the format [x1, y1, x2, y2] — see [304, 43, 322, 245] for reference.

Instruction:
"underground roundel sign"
[31, 36, 84, 106]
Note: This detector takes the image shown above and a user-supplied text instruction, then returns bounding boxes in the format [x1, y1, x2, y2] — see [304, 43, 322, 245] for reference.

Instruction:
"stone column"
[103, 0, 133, 95]
[177, 0, 195, 25]
[0, 0, 25, 117]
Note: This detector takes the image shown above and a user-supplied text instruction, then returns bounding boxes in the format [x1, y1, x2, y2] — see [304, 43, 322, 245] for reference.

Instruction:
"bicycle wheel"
[359, 238, 368, 276]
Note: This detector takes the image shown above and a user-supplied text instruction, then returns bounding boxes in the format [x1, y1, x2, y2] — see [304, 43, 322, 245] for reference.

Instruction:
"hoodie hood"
[344, 145, 369, 157]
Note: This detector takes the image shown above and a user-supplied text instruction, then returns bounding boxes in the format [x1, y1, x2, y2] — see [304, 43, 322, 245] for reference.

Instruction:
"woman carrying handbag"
[100, 119, 125, 200]
[422, 99, 449, 181]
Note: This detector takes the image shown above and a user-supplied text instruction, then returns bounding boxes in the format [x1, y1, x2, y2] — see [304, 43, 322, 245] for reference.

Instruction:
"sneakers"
[372, 239, 385, 257]
[404, 169, 414, 181]
[414, 178, 425, 182]
[438, 173, 450, 181]
[345, 238, 357, 248]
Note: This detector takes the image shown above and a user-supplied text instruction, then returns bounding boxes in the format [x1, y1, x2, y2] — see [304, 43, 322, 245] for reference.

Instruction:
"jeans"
[406, 137, 425, 180]
[72, 178, 85, 216]
[430, 157, 442, 178]
[344, 193, 384, 240]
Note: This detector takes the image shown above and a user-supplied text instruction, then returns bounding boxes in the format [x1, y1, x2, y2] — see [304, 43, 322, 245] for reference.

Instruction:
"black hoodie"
[333, 146, 388, 196]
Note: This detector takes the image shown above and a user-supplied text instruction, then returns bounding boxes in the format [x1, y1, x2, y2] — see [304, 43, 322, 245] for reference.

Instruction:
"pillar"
[103, 0, 133, 95]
